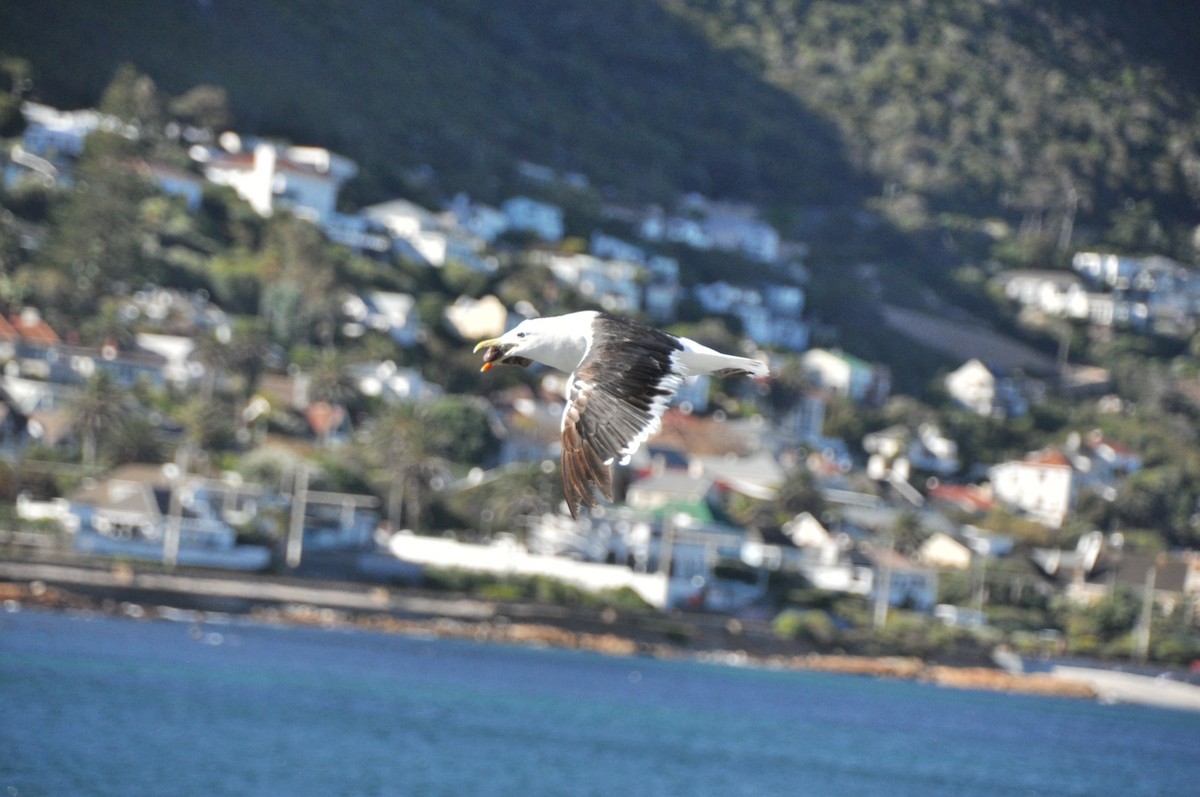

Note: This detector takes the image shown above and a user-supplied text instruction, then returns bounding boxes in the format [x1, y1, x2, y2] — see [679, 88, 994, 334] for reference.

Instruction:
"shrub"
[774, 609, 836, 645]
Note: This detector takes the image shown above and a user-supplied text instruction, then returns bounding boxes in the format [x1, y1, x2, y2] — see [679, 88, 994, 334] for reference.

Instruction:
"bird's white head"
[473, 312, 594, 373]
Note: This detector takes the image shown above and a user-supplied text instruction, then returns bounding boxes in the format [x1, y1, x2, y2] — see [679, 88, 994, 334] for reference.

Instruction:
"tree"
[363, 404, 447, 530]
[891, 510, 930, 557]
[35, 160, 155, 319]
[67, 372, 126, 469]
[97, 63, 163, 129]
[257, 216, 342, 347]
[424, 397, 500, 465]
[459, 462, 563, 539]
[105, 414, 165, 466]
[168, 84, 233, 133]
[176, 395, 236, 454]
[0, 55, 31, 137]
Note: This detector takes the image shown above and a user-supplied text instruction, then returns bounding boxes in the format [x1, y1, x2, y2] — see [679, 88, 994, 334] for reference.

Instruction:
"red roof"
[928, 483, 995, 513]
[1025, 448, 1071, 468]
[0, 314, 18, 341]
[306, 401, 347, 437]
[9, 310, 60, 345]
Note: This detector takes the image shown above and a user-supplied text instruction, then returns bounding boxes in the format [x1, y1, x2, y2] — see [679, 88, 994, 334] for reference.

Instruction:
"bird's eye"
[517, 332, 526, 339]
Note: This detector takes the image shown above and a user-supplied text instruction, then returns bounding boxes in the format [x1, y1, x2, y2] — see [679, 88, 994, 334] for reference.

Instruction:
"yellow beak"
[474, 337, 507, 372]
[473, 337, 502, 354]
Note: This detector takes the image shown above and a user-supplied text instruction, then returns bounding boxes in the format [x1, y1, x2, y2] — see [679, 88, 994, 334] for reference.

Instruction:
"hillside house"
[343, 291, 421, 346]
[362, 198, 485, 268]
[695, 450, 785, 502]
[624, 470, 717, 520]
[345, 360, 442, 404]
[926, 483, 996, 517]
[1065, 430, 1142, 501]
[995, 269, 1091, 320]
[801, 349, 888, 405]
[320, 212, 393, 255]
[68, 464, 270, 569]
[945, 359, 1029, 419]
[643, 256, 683, 322]
[6, 102, 136, 189]
[443, 295, 509, 341]
[447, 194, 508, 243]
[202, 141, 357, 224]
[865, 548, 939, 611]
[918, 531, 974, 570]
[141, 162, 204, 211]
[989, 448, 1077, 529]
[866, 424, 959, 479]
[502, 196, 564, 242]
[1072, 251, 1141, 289]
[544, 252, 643, 314]
[135, 333, 199, 389]
[702, 201, 781, 263]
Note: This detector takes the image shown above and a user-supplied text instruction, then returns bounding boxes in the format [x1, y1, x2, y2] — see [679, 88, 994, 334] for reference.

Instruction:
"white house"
[545, 253, 643, 314]
[68, 464, 271, 570]
[443, 294, 509, 341]
[918, 531, 974, 570]
[134, 333, 200, 389]
[801, 349, 883, 404]
[1072, 251, 1141, 289]
[703, 202, 781, 262]
[989, 448, 1076, 529]
[343, 291, 421, 346]
[944, 359, 1029, 419]
[202, 141, 357, 224]
[995, 269, 1091, 319]
[907, 424, 960, 476]
[447, 193, 509, 242]
[362, 198, 442, 239]
[344, 360, 441, 404]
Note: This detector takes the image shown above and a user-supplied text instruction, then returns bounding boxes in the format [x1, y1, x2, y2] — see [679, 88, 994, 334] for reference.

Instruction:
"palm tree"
[67, 371, 125, 469]
[190, 330, 233, 399]
[470, 462, 563, 539]
[363, 404, 447, 531]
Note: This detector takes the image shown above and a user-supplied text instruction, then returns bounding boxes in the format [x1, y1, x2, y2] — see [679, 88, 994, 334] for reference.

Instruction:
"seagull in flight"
[475, 311, 768, 518]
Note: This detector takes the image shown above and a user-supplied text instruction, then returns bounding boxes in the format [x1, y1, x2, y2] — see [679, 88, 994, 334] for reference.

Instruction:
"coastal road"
[0, 560, 496, 620]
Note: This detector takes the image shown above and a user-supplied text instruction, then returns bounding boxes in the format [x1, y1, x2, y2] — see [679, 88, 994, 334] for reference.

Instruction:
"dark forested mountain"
[2, 0, 1199, 257]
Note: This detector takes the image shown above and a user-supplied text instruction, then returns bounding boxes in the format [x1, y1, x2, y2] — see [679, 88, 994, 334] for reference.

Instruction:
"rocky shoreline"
[0, 577, 1099, 702]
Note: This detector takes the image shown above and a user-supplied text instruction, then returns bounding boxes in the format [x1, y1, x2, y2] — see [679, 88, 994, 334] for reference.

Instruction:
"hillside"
[4, 1, 1199, 255]
[665, 0, 1200, 252]
[0, 0, 863, 209]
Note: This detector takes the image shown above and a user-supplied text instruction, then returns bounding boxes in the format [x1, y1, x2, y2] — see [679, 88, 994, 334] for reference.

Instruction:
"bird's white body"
[498, 310, 767, 379]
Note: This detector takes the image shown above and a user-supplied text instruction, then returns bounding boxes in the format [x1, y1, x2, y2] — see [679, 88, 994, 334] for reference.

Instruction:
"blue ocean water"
[2, 609, 1198, 797]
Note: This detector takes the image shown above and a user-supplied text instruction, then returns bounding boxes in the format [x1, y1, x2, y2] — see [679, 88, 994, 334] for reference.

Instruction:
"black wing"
[560, 317, 684, 518]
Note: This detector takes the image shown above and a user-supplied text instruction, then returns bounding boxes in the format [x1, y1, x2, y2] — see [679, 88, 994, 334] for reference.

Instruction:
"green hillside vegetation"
[3, 0, 1198, 267]
[665, 0, 1200, 257]
[0, 0, 862, 209]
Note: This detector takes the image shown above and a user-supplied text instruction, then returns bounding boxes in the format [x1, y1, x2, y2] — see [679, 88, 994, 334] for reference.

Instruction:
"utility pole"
[281, 471, 378, 569]
[873, 534, 893, 630]
[162, 447, 190, 569]
[1133, 562, 1157, 663]
[286, 464, 309, 568]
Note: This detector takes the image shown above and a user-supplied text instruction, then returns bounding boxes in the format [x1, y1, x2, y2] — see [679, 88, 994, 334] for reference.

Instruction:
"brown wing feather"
[561, 394, 613, 519]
